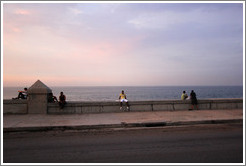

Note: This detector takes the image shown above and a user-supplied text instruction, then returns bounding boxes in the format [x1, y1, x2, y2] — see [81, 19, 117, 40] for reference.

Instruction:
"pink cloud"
[12, 27, 21, 32]
[14, 9, 31, 15]
[3, 74, 111, 87]
[3, 74, 34, 87]
[68, 35, 145, 62]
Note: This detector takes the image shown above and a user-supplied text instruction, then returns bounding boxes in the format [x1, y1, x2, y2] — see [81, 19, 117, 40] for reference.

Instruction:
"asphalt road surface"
[3, 123, 243, 163]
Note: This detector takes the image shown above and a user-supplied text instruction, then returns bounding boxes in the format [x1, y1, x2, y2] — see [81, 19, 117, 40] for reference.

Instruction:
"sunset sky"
[2, 2, 244, 87]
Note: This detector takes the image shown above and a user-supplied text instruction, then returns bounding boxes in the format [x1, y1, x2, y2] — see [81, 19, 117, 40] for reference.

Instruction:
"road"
[3, 123, 243, 163]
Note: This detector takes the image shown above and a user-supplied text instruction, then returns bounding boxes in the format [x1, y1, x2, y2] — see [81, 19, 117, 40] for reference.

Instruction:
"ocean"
[3, 86, 243, 101]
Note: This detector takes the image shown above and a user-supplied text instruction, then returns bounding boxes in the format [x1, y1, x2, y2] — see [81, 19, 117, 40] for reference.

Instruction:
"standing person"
[189, 90, 199, 110]
[59, 92, 66, 109]
[12, 87, 28, 99]
[119, 90, 130, 111]
[181, 91, 188, 100]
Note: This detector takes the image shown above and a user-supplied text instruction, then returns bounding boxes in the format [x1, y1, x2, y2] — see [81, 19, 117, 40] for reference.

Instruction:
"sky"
[2, 2, 244, 87]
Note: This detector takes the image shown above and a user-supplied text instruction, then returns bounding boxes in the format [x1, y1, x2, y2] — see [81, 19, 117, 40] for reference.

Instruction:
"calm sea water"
[3, 86, 243, 101]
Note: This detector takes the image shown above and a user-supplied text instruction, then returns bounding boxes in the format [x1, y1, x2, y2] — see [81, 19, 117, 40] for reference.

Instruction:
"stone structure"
[47, 98, 243, 114]
[27, 80, 52, 114]
[3, 98, 243, 114]
[3, 100, 27, 114]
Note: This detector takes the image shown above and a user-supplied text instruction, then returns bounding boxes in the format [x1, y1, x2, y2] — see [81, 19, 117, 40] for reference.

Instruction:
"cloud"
[128, 3, 243, 32]
[69, 7, 83, 15]
[14, 9, 31, 15]
[2, 3, 244, 86]
[128, 11, 186, 30]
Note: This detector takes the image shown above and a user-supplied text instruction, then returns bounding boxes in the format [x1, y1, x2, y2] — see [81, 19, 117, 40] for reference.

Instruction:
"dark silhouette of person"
[189, 90, 199, 110]
[59, 92, 66, 109]
[12, 88, 28, 99]
[48, 93, 58, 102]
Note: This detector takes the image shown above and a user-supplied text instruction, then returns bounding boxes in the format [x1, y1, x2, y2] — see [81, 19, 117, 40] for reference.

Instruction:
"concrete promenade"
[3, 109, 243, 132]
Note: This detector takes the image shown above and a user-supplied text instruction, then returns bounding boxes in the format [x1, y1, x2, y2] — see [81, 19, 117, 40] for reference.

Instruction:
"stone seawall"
[3, 100, 28, 114]
[3, 98, 243, 114]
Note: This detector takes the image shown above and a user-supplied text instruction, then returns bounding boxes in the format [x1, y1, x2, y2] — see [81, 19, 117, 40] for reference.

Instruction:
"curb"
[3, 119, 243, 133]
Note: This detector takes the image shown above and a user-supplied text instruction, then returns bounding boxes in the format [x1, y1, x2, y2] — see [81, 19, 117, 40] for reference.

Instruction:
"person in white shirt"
[12, 88, 28, 99]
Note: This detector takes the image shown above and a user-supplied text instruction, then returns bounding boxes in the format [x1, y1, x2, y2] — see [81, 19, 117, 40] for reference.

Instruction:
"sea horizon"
[2, 85, 244, 88]
[3, 85, 243, 101]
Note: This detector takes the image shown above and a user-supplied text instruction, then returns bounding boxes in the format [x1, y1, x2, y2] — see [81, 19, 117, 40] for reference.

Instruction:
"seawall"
[3, 98, 243, 114]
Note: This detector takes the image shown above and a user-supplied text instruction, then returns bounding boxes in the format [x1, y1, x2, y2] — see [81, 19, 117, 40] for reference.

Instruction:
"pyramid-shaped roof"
[28, 80, 52, 94]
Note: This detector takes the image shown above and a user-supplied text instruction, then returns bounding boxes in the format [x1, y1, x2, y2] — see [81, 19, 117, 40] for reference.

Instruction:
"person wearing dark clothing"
[48, 93, 58, 103]
[59, 92, 66, 109]
[189, 90, 199, 110]
[12, 88, 28, 99]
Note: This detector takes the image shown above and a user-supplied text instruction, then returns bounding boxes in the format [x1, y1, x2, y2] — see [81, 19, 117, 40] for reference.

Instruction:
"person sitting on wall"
[181, 91, 188, 100]
[119, 90, 130, 111]
[59, 92, 66, 109]
[12, 88, 28, 100]
[48, 93, 58, 103]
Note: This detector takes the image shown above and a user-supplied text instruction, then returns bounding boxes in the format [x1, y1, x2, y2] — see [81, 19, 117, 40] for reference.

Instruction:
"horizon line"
[2, 85, 244, 88]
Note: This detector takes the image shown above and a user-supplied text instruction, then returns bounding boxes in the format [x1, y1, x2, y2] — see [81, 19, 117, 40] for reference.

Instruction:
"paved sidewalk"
[3, 109, 243, 132]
